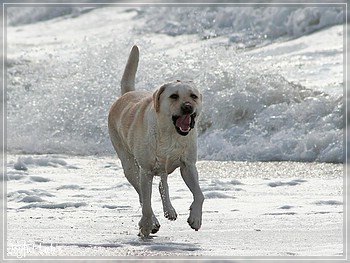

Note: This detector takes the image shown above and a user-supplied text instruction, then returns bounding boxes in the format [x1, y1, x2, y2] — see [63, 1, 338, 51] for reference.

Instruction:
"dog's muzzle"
[172, 112, 197, 136]
[172, 102, 197, 136]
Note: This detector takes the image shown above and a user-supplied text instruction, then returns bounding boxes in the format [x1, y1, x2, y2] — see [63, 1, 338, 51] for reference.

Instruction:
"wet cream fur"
[108, 45, 204, 237]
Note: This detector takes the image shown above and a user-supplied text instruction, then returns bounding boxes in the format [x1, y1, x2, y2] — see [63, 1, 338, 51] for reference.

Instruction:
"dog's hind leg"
[119, 154, 160, 235]
[159, 174, 177, 221]
[138, 169, 157, 237]
[118, 151, 141, 200]
[109, 136, 160, 234]
[109, 134, 141, 198]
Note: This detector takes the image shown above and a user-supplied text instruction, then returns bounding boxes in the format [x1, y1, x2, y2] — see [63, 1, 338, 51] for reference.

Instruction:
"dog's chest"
[154, 139, 188, 174]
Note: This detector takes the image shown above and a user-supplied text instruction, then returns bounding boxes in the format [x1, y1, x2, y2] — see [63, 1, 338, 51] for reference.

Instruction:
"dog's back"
[120, 45, 139, 95]
[108, 45, 152, 156]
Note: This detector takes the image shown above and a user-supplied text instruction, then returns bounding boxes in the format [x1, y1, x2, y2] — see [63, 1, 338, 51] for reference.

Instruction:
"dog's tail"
[120, 45, 139, 95]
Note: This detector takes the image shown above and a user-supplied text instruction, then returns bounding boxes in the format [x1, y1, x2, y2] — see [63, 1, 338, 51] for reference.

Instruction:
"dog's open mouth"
[172, 113, 196, 136]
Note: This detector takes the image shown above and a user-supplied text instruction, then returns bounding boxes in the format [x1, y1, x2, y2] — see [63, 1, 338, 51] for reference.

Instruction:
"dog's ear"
[153, 85, 166, 113]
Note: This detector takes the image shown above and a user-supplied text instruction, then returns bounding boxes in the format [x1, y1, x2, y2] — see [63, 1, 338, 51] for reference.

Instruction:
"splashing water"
[6, 5, 344, 162]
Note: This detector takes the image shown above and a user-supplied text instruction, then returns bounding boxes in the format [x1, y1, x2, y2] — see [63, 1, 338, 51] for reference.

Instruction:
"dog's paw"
[187, 207, 202, 231]
[138, 216, 153, 237]
[164, 206, 177, 221]
[151, 215, 160, 234]
[187, 214, 201, 231]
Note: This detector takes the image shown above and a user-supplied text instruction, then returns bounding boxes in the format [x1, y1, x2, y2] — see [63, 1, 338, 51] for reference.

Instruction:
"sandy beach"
[5, 154, 344, 259]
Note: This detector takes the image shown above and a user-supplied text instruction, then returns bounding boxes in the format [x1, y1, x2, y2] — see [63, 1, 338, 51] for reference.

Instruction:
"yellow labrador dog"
[108, 45, 204, 237]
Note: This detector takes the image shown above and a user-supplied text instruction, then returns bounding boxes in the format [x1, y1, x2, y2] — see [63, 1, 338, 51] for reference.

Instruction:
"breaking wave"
[6, 5, 344, 162]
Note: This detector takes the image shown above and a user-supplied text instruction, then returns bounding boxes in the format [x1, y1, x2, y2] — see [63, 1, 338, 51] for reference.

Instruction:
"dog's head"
[153, 80, 202, 136]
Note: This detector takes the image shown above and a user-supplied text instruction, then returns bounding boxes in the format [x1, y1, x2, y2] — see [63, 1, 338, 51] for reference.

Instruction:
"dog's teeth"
[180, 127, 190, 133]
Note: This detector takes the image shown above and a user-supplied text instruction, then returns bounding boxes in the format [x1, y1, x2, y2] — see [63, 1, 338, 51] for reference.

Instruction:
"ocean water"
[6, 5, 345, 162]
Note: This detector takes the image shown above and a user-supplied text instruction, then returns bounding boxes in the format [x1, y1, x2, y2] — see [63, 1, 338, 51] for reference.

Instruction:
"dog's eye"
[190, 94, 198, 100]
[169, 94, 179, 100]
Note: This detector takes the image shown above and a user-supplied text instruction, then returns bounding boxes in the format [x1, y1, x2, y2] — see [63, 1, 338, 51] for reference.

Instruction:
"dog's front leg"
[138, 169, 154, 237]
[159, 174, 177, 221]
[180, 164, 204, 231]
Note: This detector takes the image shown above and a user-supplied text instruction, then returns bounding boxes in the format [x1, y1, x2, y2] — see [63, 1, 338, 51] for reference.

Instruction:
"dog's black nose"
[181, 103, 193, 114]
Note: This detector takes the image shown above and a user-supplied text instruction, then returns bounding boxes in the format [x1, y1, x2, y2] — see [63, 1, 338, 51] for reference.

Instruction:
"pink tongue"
[176, 115, 191, 131]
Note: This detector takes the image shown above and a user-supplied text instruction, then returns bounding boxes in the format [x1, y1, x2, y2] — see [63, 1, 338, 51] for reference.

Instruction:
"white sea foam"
[8, 5, 343, 43]
[6, 5, 344, 162]
[138, 6, 344, 46]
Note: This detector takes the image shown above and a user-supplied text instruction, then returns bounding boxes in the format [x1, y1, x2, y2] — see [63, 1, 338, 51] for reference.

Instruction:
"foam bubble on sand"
[204, 191, 235, 199]
[14, 156, 68, 169]
[7, 189, 55, 203]
[6, 171, 26, 181]
[19, 196, 45, 203]
[268, 179, 307, 187]
[56, 185, 84, 190]
[29, 176, 50, 183]
[314, 200, 343, 206]
[19, 202, 87, 210]
[279, 205, 294, 210]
